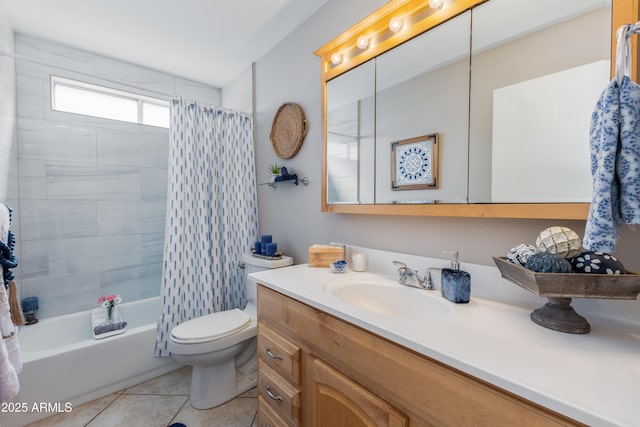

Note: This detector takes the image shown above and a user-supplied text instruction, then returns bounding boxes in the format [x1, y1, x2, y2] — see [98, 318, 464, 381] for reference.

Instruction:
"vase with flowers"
[97, 294, 122, 323]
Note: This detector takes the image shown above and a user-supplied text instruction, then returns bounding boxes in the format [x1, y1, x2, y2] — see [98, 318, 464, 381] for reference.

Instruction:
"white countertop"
[250, 260, 640, 427]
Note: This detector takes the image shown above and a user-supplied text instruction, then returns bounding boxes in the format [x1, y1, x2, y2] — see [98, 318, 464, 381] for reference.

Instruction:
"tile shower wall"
[15, 34, 221, 319]
[0, 5, 17, 211]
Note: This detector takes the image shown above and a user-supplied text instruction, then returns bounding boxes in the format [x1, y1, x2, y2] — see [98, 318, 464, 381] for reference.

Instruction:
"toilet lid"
[171, 309, 251, 343]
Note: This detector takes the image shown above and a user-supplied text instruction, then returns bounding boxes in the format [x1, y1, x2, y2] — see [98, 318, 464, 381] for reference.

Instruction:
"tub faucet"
[392, 261, 434, 290]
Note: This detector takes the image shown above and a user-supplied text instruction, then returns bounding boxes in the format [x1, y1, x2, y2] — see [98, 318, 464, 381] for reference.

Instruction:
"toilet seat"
[171, 309, 251, 344]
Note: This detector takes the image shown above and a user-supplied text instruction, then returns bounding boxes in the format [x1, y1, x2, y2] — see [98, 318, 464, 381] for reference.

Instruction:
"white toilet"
[169, 253, 293, 409]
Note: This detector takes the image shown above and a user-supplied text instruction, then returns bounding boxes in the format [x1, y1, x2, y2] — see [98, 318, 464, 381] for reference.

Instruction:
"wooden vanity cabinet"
[257, 285, 584, 427]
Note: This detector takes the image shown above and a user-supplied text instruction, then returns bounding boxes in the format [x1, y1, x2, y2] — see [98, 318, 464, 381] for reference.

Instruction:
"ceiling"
[2, 0, 328, 88]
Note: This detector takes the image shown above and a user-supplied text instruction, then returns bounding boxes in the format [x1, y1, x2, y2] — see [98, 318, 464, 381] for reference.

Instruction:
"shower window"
[51, 75, 170, 128]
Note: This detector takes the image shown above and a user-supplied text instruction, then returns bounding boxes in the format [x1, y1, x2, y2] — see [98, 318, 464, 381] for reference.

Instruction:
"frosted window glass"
[142, 102, 170, 128]
[54, 85, 138, 123]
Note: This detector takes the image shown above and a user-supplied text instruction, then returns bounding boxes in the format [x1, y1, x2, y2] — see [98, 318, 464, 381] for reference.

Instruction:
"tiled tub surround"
[250, 246, 640, 427]
[14, 34, 221, 318]
[0, 3, 18, 207]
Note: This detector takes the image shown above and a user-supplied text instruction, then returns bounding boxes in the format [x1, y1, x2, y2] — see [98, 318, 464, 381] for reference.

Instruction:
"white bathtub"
[5, 296, 181, 427]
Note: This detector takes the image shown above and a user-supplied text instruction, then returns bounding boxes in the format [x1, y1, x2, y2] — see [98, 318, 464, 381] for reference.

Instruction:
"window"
[51, 76, 170, 128]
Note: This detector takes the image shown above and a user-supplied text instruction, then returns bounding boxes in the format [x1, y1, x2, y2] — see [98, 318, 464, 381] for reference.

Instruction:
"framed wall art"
[391, 133, 439, 190]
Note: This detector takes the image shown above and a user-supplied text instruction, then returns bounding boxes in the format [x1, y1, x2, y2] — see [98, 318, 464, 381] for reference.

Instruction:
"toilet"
[168, 253, 293, 409]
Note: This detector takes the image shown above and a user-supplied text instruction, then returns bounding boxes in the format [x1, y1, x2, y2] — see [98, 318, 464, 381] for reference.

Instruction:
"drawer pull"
[265, 384, 283, 401]
[265, 346, 283, 361]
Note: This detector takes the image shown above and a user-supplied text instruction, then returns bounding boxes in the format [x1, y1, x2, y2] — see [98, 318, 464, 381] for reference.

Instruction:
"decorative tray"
[493, 257, 640, 334]
[250, 249, 284, 260]
[493, 257, 640, 299]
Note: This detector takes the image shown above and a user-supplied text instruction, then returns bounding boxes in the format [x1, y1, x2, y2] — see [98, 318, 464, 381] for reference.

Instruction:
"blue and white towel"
[617, 75, 640, 224]
[584, 76, 640, 252]
[584, 80, 622, 252]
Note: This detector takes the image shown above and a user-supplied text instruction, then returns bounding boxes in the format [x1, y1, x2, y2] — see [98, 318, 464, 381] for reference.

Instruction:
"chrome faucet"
[392, 261, 435, 290]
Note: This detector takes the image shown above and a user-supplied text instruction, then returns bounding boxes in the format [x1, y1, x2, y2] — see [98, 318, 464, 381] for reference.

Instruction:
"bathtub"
[5, 296, 181, 427]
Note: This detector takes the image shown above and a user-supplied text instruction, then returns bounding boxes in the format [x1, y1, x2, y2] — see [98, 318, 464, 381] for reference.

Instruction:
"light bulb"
[429, 0, 445, 9]
[389, 17, 403, 33]
[331, 53, 343, 65]
[356, 36, 369, 50]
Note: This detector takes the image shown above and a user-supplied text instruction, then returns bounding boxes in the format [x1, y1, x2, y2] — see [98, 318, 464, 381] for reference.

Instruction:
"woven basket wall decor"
[270, 102, 308, 159]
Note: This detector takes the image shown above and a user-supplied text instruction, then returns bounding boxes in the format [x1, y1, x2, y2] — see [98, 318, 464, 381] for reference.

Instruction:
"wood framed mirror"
[315, 0, 639, 219]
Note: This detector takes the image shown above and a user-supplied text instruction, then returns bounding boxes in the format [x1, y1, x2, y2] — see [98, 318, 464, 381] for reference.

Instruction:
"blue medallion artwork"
[155, 99, 258, 357]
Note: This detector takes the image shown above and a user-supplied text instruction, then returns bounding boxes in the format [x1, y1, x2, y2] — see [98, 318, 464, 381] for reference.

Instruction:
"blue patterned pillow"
[571, 251, 626, 275]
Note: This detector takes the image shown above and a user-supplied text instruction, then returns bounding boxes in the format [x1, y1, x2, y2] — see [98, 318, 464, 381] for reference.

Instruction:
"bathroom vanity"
[252, 254, 640, 427]
[257, 285, 579, 426]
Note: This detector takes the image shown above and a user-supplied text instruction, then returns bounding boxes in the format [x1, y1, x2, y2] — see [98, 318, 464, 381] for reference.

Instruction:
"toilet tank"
[243, 253, 294, 303]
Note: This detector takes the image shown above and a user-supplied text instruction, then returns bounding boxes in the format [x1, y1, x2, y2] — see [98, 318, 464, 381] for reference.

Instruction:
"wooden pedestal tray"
[493, 257, 640, 334]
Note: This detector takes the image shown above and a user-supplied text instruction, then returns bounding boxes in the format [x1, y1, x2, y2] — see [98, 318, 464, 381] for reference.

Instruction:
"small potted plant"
[268, 163, 282, 175]
[268, 163, 282, 182]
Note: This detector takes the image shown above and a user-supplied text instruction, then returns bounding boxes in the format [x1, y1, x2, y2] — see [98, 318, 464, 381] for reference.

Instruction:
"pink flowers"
[97, 294, 122, 307]
[97, 294, 122, 322]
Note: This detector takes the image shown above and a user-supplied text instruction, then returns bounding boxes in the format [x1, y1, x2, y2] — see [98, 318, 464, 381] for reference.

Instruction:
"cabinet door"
[307, 357, 408, 427]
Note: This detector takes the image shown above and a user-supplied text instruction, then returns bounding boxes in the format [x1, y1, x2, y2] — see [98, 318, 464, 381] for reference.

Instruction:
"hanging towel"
[0, 282, 19, 402]
[584, 79, 622, 252]
[0, 204, 21, 402]
[0, 337, 19, 402]
[617, 75, 640, 224]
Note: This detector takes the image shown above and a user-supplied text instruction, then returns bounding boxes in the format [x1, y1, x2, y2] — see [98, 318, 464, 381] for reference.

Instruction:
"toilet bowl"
[169, 253, 293, 409]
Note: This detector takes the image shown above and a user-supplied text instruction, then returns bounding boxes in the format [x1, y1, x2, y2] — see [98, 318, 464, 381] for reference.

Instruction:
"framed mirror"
[315, 0, 638, 219]
[376, 11, 470, 204]
[469, 0, 612, 204]
[326, 60, 375, 204]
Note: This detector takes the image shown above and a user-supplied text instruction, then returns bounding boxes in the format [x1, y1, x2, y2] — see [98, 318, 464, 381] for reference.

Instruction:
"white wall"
[254, 0, 640, 281]
[14, 34, 221, 318]
[222, 63, 253, 113]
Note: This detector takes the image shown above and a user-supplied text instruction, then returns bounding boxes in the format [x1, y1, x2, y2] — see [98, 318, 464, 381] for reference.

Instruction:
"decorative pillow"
[525, 252, 573, 273]
[506, 244, 537, 266]
[570, 251, 625, 275]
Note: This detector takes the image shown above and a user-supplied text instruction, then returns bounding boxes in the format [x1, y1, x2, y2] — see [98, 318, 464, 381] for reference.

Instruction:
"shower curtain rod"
[0, 49, 177, 101]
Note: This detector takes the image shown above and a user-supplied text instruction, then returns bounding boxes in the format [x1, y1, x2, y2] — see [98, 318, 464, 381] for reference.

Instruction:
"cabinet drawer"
[258, 359, 301, 426]
[258, 396, 293, 427]
[258, 322, 301, 384]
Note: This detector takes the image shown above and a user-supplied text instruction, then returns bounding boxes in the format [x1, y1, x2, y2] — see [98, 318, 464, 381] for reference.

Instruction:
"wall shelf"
[260, 177, 309, 188]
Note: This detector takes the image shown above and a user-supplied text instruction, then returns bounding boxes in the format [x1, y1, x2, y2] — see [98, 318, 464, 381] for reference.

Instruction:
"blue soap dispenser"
[440, 250, 471, 303]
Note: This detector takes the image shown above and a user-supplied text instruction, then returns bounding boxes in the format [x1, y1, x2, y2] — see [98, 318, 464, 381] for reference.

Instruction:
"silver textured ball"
[506, 244, 537, 266]
[535, 226, 582, 258]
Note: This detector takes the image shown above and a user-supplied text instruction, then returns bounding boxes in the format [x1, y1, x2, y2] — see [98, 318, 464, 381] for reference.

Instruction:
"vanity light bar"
[314, 0, 487, 80]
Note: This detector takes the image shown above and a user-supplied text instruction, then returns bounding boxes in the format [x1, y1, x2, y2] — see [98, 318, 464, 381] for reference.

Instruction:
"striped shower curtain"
[155, 99, 258, 357]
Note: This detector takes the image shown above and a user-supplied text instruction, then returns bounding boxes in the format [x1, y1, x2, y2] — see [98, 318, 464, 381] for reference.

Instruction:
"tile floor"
[25, 366, 258, 427]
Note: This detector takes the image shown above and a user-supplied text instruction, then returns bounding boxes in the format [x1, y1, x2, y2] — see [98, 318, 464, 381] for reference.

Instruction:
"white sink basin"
[323, 276, 451, 319]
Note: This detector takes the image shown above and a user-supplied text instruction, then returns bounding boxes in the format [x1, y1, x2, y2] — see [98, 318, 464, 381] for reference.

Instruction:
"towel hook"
[616, 24, 632, 86]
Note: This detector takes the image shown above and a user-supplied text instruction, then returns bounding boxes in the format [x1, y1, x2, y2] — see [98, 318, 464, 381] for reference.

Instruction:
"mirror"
[326, 60, 375, 204]
[375, 11, 471, 204]
[316, 0, 637, 218]
[469, 0, 612, 203]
